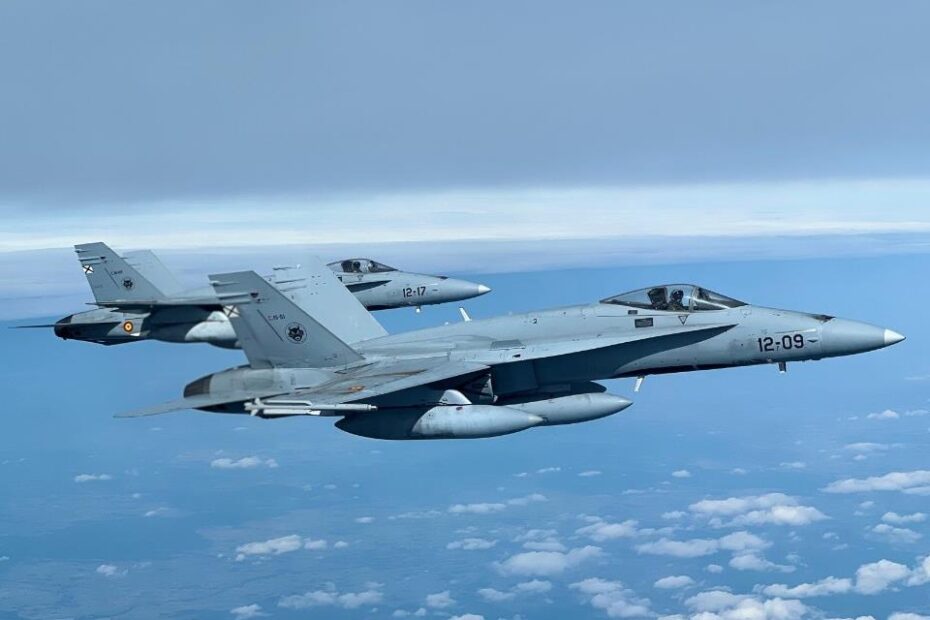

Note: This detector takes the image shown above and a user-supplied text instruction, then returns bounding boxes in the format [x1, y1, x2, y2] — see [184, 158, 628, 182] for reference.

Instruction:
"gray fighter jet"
[48, 243, 490, 348]
[119, 258, 905, 440]
[329, 258, 490, 310]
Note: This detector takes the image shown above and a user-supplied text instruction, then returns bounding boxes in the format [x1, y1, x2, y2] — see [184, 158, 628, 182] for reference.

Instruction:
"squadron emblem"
[285, 322, 306, 344]
[82, 264, 94, 274]
[122, 277, 134, 290]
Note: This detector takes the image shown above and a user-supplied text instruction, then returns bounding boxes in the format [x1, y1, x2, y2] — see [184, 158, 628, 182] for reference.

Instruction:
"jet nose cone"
[442, 279, 492, 302]
[821, 318, 904, 357]
[54, 315, 73, 339]
[884, 329, 906, 346]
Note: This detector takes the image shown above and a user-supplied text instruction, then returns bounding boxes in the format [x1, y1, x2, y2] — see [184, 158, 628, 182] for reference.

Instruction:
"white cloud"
[235, 535, 303, 561]
[496, 545, 602, 576]
[579, 470, 602, 477]
[889, 615, 930, 620]
[636, 538, 719, 558]
[576, 519, 639, 542]
[447, 538, 496, 551]
[570, 578, 652, 618]
[389, 510, 443, 520]
[854, 560, 911, 594]
[717, 532, 769, 553]
[523, 539, 567, 552]
[729, 505, 828, 527]
[13, 178, 930, 255]
[516, 528, 558, 541]
[637, 531, 787, 572]
[95, 564, 125, 577]
[230, 604, 266, 619]
[536, 467, 561, 474]
[824, 471, 930, 493]
[354, 516, 374, 524]
[210, 457, 278, 470]
[278, 585, 383, 610]
[448, 615, 484, 620]
[780, 461, 807, 470]
[706, 564, 724, 574]
[74, 473, 112, 483]
[867, 409, 900, 420]
[689, 493, 826, 527]
[334, 540, 349, 549]
[882, 512, 927, 524]
[729, 552, 795, 573]
[654, 575, 695, 589]
[907, 557, 930, 586]
[425, 590, 455, 609]
[143, 507, 174, 518]
[672, 469, 692, 478]
[662, 511, 686, 520]
[684, 590, 808, 619]
[304, 539, 328, 550]
[760, 557, 928, 599]
[506, 493, 547, 506]
[448, 494, 546, 514]
[477, 588, 513, 603]
[760, 577, 853, 598]
[872, 524, 922, 544]
[477, 580, 551, 603]
[448, 502, 507, 514]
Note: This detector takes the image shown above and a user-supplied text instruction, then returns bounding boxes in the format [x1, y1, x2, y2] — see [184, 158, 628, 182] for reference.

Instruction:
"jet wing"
[286, 358, 489, 405]
[114, 391, 274, 418]
[116, 358, 489, 418]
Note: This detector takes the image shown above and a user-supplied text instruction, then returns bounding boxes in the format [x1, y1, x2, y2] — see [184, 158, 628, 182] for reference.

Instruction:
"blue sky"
[2, 256, 929, 619]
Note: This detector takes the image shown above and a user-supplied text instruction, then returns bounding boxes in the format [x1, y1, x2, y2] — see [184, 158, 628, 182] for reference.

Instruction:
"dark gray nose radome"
[821, 318, 905, 357]
[54, 315, 73, 339]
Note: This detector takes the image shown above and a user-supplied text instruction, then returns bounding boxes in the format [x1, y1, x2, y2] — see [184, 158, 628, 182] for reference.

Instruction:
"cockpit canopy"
[328, 258, 398, 274]
[601, 284, 746, 312]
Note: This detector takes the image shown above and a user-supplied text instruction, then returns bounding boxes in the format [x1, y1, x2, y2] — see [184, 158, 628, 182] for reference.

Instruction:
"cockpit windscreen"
[601, 285, 745, 312]
[329, 259, 398, 274]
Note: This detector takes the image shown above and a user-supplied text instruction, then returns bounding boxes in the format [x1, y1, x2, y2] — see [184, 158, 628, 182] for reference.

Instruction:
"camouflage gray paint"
[119, 259, 904, 441]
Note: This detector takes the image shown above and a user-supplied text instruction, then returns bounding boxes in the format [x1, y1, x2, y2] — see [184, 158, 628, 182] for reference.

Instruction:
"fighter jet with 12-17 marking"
[42, 243, 490, 349]
[116, 257, 905, 440]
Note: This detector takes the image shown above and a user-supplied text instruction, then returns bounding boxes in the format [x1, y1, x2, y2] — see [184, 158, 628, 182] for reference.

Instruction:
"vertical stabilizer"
[270, 257, 387, 344]
[210, 270, 364, 369]
[74, 242, 166, 303]
[123, 250, 186, 296]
